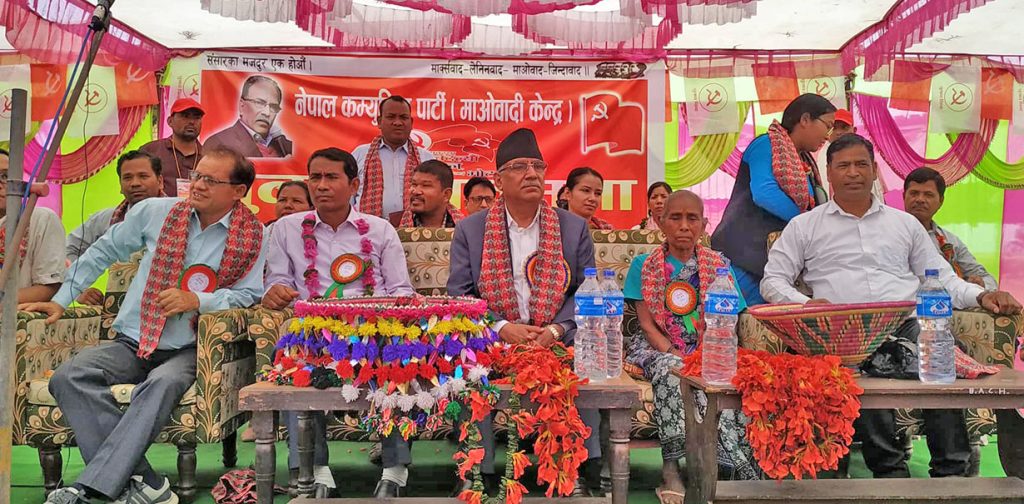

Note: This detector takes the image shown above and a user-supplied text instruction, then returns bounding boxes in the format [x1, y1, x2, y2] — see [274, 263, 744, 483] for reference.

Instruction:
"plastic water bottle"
[601, 269, 624, 379]
[917, 269, 956, 384]
[574, 268, 607, 382]
[702, 267, 740, 386]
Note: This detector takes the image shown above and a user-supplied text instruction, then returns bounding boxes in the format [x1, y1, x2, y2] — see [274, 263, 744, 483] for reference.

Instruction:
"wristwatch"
[547, 324, 562, 340]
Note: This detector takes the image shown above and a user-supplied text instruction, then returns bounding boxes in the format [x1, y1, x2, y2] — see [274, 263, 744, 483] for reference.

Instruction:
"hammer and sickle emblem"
[591, 102, 608, 121]
[2, 96, 11, 113]
[815, 80, 831, 95]
[984, 74, 1006, 95]
[85, 90, 102, 108]
[705, 89, 722, 107]
[472, 137, 490, 148]
[125, 65, 147, 83]
[44, 72, 62, 96]
[950, 90, 967, 106]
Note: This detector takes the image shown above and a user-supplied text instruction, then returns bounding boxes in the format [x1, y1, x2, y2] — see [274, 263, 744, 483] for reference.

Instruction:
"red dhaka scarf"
[398, 203, 464, 228]
[479, 197, 566, 327]
[137, 200, 264, 359]
[934, 231, 966, 279]
[0, 222, 28, 268]
[640, 243, 727, 351]
[767, 120, 815, 212]
[589, 215, 613, 230]
[359, 136, 422, 218]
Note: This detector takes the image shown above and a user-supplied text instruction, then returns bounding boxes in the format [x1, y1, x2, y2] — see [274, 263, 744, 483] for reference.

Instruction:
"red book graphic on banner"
[115, 63, 158, 107]
[580, 92, 645, 155]
[30, 64, 66, 121]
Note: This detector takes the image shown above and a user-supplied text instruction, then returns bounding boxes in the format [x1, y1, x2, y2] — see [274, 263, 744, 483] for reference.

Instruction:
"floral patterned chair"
[18, 252, 257, 501]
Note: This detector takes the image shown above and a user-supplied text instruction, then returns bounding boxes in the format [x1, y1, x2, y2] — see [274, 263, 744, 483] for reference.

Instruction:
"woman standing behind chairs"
[565, 166, 613, 229]
[624, 190, 758, 504]
[635, 181, 672, 231]
[711, 93, 834, 305]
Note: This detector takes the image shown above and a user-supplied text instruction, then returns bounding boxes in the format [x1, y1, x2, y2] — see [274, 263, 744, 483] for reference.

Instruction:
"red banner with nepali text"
[199, 53, 663, 228]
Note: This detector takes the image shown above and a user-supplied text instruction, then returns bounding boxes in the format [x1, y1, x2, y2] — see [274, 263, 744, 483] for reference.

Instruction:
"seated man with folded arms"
[388, 160, 464, 228]
[66, 150, 164, 305]
[262, 147, 414, 498]
[0, 148, 65, 303]
[903, 166, 997, 290]
[761, 134, 1021, 479]
[22, 147, 266, 504]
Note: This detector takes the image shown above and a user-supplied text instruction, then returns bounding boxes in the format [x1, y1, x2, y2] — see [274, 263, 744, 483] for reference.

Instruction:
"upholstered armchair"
[18, 253, 257, 501]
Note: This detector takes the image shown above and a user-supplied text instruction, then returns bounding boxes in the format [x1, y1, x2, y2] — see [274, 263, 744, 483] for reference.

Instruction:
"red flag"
[981, 68, 1013, 120]
[30, 64, 66, 121]
[753, 61, 798, 115]
[581, 92, 645, 155]
[890, 60, 932, 113]
[115, 63, 157, 107]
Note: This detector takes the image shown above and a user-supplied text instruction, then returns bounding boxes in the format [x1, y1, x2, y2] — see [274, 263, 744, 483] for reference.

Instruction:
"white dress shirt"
[352, 141, 435, 216]
[761, 197, 985, 309]
[491, 207, 541, 334]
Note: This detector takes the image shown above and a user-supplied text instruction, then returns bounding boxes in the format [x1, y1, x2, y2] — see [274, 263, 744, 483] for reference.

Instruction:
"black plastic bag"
[858, 338, 919, 379]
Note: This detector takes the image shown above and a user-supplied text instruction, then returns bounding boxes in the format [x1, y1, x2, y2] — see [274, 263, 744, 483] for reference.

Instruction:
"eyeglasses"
[242, 97, 282, 113]
[499, 161, 547, 175]
[817, 117, 835, 136]
[190, 172, 237, 186]
[468, 195, 494, 205]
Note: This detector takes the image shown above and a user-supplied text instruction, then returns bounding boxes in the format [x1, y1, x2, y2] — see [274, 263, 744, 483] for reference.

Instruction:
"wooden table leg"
[608, 408, 631, 504]
[252, 411, 276, 504]
[297, 411, 315, 496]
[683, 381, 719, 504]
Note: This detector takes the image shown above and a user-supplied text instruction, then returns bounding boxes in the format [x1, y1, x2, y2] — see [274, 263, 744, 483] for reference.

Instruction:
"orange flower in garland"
[683, 348, 863, 480]
[455, 448, 486, 479]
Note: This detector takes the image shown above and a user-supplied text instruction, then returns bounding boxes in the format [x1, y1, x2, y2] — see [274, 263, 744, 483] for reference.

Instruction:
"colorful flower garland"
[454, 343, 590, 504]
[261, 296, 500, 440]
[301, 212, 377, 298]
[683, 348, 863, 480]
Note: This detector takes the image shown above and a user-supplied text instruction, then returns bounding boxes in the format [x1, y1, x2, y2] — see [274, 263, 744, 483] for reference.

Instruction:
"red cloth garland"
[137, 200, 263, 359]
[478, 197, 565, 327]
[359, 136, 422, 217]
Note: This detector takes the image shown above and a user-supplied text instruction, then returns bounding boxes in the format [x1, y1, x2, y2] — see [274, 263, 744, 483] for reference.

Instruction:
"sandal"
[655, 486, 685, 504]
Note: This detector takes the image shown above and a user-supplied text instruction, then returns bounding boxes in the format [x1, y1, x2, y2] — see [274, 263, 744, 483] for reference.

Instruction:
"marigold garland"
[683, 348, 863, 480]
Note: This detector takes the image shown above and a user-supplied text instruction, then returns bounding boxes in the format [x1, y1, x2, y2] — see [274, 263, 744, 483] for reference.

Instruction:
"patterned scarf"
[767, 120, 815, 212]
[109, 200, 131, 226]
[137, 200, 264, 359]
[640, 243, 727, 351]
[359, 136, 421, 217]
[0, 221, 29, 268]
[934, 231, 965, 279]
[398, 203, 464, 228]
[479, 197, 565, 327]
[589, 215, 613, 230]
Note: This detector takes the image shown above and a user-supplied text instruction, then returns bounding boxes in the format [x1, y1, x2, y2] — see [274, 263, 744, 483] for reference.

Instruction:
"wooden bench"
[240, 375, 643, 504]
[678, 369, 1024, 504]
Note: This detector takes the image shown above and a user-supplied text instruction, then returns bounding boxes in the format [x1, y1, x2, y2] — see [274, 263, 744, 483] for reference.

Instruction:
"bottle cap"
[585, 267, 597, 276]
[925, 268, 939, 277]
[603, 269, 615, 277]
[716, 267, 729, 276]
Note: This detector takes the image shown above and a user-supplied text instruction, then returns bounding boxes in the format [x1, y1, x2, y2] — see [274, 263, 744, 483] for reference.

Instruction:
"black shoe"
[373, 479, 402, 499]
[453, 473, 500, 498]
[571, 477, 590, 497]
[313, 483, 334, 498]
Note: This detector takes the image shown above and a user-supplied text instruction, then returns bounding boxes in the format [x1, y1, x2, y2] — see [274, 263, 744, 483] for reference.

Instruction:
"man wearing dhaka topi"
[447, 127, 604, 497]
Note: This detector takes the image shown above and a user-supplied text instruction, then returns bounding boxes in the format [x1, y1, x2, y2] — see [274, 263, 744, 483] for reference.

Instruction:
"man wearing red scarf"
[447, 128, 603, 497]
[23, 148, 267, 504]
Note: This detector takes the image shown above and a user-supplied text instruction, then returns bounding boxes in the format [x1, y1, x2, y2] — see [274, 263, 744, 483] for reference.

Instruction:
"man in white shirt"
[762, 134, 1020, 478]
[352, 96, 434, 218]
[903, 166, 998, 290]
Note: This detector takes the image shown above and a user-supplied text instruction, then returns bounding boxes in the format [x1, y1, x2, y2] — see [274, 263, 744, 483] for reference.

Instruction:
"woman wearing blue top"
[711, 94, 835, 305]
[623, 191, 758, 504]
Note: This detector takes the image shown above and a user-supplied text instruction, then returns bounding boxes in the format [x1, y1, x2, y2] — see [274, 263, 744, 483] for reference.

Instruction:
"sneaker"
[111, 475, 178, 504]
[45, 487, 94, 504]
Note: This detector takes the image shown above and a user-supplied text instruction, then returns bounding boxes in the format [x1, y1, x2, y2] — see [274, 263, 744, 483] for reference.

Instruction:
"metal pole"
[0, 19, 109, 293]
[0, 88, 29, 504]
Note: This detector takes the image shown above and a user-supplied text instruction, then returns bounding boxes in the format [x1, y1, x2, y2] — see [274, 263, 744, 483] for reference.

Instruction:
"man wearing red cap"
[140, 97, 205, 198]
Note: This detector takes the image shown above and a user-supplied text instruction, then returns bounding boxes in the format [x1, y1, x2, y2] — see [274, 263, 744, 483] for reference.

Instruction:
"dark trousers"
[855, 319, 970, 478]
[48, 337, 197, 498]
